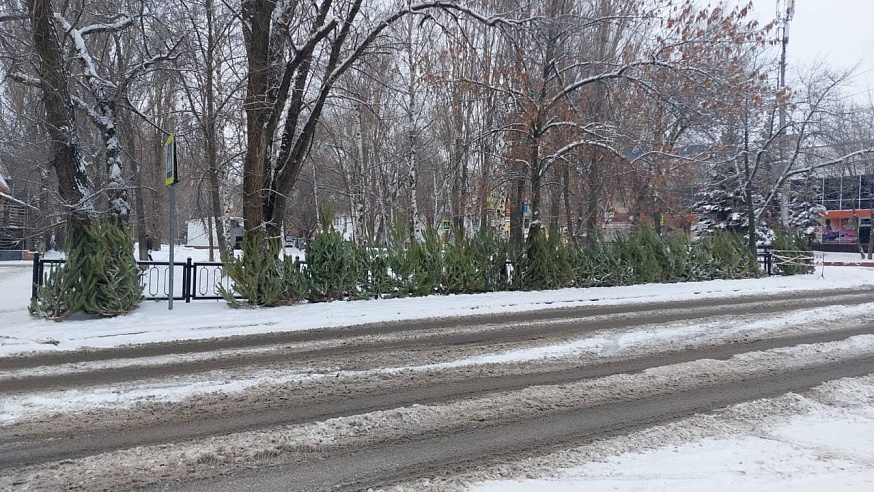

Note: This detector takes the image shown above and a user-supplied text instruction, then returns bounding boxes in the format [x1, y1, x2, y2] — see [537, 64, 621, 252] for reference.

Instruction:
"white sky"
[749, 0, 874, 102]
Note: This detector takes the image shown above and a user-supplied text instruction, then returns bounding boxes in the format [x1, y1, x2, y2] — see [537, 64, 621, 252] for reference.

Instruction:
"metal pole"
[165, 132, 178, 310]
[779, 31, 789, 227]
[31, 251, 41, 302]
[778, 0, 794, 228]
[168, 183, 175, 310]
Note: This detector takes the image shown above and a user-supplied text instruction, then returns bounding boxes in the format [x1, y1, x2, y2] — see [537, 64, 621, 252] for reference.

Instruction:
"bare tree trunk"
[207, 167, 227, 261]
[355, 104, 367, 243]
[408, 130, 419, 243]
[561, 161, 573, 241]
[549, 168, 561, 236]
[451, 137, 465, 239]
[478, 151, 491, 233]
[743, 119, 757, 255]
[204, 0, 229, 262]
[584, 151, 602, 246]
[27, 0, 92, 232]
[510, 172, 525, 256]
[529, 140, 543, 241]
[406, 18, 419, 244]
[150, 126, 165, 248]
[240, 0, 272, 241]
[205, 216, 215, 262]
[121, 110, 149, 260]
[583, 1, 613, 245]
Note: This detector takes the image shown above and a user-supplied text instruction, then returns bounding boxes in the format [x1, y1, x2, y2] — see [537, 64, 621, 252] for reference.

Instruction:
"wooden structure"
[0, 174, 29, 250]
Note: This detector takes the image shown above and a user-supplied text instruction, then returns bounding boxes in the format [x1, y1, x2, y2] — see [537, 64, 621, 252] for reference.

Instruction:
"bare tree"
[237, 0, 516, 242]
[177, 0, 242, 261]
[12, 0, 93, 234]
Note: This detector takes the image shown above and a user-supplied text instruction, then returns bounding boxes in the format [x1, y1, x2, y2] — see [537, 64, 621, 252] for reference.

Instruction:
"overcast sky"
[748, 0, 874, 102]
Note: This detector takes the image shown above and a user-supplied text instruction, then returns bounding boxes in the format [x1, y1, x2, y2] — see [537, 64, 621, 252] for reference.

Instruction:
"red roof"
[822, 209, 872, 219]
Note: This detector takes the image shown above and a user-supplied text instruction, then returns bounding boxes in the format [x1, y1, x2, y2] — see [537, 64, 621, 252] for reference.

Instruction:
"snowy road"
[2, 284, 874, 490]
[152, 356, 874, 492]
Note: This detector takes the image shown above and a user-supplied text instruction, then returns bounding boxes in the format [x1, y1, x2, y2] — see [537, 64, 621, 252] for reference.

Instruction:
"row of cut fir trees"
[32, 203, 813, 320]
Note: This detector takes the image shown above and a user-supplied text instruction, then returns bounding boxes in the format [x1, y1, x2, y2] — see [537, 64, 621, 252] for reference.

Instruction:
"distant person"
[145, 234, 154, 261]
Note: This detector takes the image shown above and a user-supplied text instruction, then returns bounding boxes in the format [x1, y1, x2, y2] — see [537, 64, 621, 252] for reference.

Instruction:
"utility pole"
[777, 0, 795, 228]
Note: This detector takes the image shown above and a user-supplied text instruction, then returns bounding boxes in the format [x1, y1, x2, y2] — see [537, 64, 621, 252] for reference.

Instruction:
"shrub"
[219, 231, 306, 307]
[664, 233, 695, 282]
[695, 230, 761, 279]
[470, 229, 511, 292]
[385, 225, 416, 297]
[29, 261, 78, 320]
[357, 245, 393, 299]
[521, 229, 573, 290]
[621, 224, 668, 284]
[30, 218, 142, 319]
[409, 228, 443, 296]
[442, 235, 482, 294]
[305, 206, 362, 302]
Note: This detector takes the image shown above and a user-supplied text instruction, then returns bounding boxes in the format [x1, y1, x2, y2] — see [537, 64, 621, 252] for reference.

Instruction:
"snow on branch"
[0, 190, 38, 210]
[118, 36, 185, 93]
[77, 15, 134, 37]
[785, 148, 874, 179]
[550, 58, 716, 110]
[71, 95, 104, 125]
[409, 2, 533, 27]
[54, 14, 112, 87]
[8, 71, 43, 88]
[0, 10, 28, 22]
[551, 139, 618, 160]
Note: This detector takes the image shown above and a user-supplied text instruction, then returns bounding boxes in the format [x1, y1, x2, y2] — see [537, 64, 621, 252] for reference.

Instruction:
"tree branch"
[118, 36, 185, 93]
[78, 15, 134, 36]
[7, 71, 43, 88]
[0, 11, 28, 22]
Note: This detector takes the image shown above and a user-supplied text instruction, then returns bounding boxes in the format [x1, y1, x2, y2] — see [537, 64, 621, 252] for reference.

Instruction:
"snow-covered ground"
[464, 377, 874, 492]
[2, 248, 874, 491]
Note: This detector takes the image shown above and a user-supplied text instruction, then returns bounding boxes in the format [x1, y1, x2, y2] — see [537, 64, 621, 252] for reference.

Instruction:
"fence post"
[31, 252, 41, 302]
[184, 257, 193, 303]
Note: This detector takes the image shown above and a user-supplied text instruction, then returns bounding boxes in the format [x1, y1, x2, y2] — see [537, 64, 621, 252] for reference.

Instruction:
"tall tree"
[178, 0, 242, 262]
[237, 0, 512, 242]
[17, 0, 92, 228]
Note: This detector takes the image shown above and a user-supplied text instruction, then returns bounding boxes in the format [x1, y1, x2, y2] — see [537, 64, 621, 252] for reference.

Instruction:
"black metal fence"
[758, 247, 773, 275]
[30, 248, 781, 303]
[31, 253, 239, 302]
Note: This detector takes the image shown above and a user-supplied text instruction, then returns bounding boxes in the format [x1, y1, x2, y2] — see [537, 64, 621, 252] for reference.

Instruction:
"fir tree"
[30, 218, 142, 319]
[788, 173, 826, 237]
[692, 163, 774, 246]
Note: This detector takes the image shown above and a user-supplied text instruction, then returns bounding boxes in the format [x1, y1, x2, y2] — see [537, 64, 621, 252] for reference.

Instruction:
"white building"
[186, 217, 243, 249]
